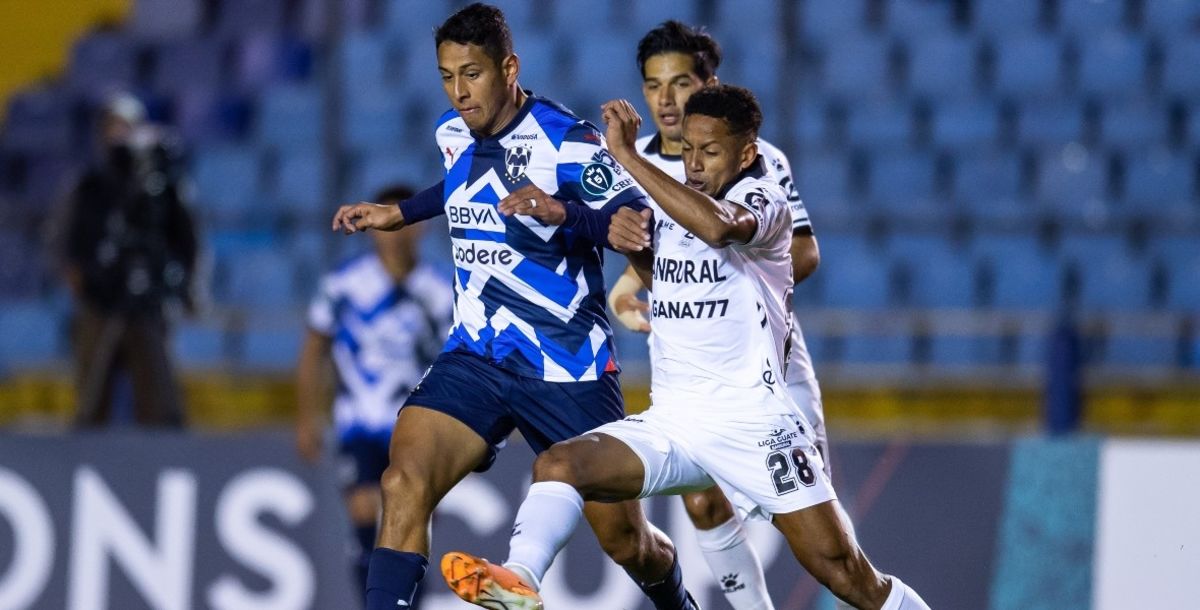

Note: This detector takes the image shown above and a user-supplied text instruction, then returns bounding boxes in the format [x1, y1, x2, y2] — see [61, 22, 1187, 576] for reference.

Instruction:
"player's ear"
[503, 53, 520, 86]
[739, 138, 758, 171]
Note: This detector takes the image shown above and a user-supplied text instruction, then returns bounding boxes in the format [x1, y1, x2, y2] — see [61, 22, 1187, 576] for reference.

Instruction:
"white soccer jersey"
[308, 256, 453, 440]
[645, 157, 796, 408]
[635, 133, 818, 386]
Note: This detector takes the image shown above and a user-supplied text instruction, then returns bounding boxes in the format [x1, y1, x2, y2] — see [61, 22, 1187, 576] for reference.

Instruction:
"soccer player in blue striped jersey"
[331, 4, 698, 610]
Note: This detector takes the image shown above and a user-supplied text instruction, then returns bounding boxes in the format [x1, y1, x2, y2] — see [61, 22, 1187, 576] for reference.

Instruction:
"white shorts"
[788, 376, 831, 476]
[594, 394, 837, 521]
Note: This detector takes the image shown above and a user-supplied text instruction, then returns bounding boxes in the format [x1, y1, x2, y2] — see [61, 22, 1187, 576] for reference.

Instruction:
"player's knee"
[379, 464, 435, 515]
[806, 550, 884, 606]
[593, 519, 644, 566]
[531, 444, 585, 486]
[682, 488, 735, 530]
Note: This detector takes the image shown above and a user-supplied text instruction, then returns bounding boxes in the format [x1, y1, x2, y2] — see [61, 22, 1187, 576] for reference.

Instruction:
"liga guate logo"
[581, 163, 613, 196]
[504, 144, 532, 181]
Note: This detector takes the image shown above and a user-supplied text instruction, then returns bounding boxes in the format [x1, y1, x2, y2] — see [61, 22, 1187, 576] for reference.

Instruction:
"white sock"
[694, 517, 775, 610]
[880, 576, 931, 610]
[503, 481, 584, 590]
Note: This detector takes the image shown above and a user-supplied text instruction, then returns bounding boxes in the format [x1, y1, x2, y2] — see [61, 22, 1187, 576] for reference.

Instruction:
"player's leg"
[339, 434, 390, 597]
[772, 500, 930, 610]
[682, 486, 775, 610]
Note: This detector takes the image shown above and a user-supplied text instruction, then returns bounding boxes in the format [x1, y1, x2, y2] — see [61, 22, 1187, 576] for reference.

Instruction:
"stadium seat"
[930, 100, 1001, 150]
[820, 35, 894, 100]
[844, 102, 914, 148]
[885, 234, 976, 308]
[886, 0, 953, 37]
[381, 0, 452, 38]
[628, 0, 698, 34]
[240, 324, 304, 371]
[0, 232, 41, 298]
[152, 39, 226, 95]
[841, 334, 912, 364]
[2, 88, 75, 155]
[928, 335, 1007, 366]
[974, 0, 1043, 34]
[570, 34, 643, 100]
[341, 91, 406, 150]
[66, 32, 138, 94]
[1064, 248, 1154, 311]
[991, 35, 1063, 99]
[232, 34, 312, 92]
[1152, 237, 1200, 311]
[339, 32, 391, 96]
[173, 321, 227, 369]
[1016, 102, 1085, 148]
[714, 0, 780, 35]
[972, 234, 1062, 309]
[1036, 146, 1112, 212]
[799, 0, 868, 42]
[1102, 334, 1177, 367]
[128, 0, 202, 40]
[221, 248, 300, 308]
[1162, 40, 1200, 97]
[343, 152, 429, 203]
[0, 302, 62, 367]
[213, 0, 285, 37]
[1099, 101, 1167, 150]
[905, 34, 980, 99]
[791, 100, 827, 148]
[513, 36, 562, 94]
[256, 85, 324, 149]
[1076, 34, 1148, 98]
[1057, 0, 1126, 35]
[190, 145, 264, 222]
[818, 233, 890, 309]
[718, 31, 785, 103]
[1122, 151, 1195, 205]
[952, 150, 1024, 205]
[272, 150, 328, 220]
[794, 152, 851, 208]
[866, 151, 937, 206]
[1142, 0, 1200, 34]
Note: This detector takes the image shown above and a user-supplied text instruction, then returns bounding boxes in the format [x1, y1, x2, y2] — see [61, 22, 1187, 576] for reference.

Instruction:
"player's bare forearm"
[625, 249, 654, 290]
[295, 330, 333, 461]
[791, 233, 820, 284]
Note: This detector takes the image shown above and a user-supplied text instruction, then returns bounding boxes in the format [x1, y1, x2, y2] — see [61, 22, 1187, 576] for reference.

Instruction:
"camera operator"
[57, 93, 198, 428]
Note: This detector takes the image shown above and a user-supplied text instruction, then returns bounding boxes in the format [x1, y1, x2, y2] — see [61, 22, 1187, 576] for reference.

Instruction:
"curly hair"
[434, 3, 513, 66]
[683, 85, 763, 141]
[636, 20, 722, 81]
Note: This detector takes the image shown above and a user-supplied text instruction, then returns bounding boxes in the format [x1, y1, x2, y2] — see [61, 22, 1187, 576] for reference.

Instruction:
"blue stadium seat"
[905, 34, 979, 99]
[152, 39, 226, 94]
[256, 85, 324, 149]
[3, 88, 74, 155]
[0, 302, 62, 368]
[1099, 101, 1166, 149]
[845, 103, 914, 148]
[129, 0, 203, 40]
[931, 100, 1001, 149]
[886, 234, 976, 308]
[866, 151, 936, 205]
[1057, 0, 1125, 35]
[1036, 145, 1111, 211]
[343, 152, 429, 202]
[799, 0, 868, 42]
[841, 334, 912, 364]
[221, 248, 299, 308]
[273, 151, 328, 219]
[820, 35, 893, 99]
[339, 32, 391, 96]
[173, 321, 226, 369]
[570, 34, 642, 100]
[513, 37, 562, 94]
[1016, 102, 1084, 148]
[974, 0, 1043, 34]
[1102, 335, 1177, 367]
[22, 155, 79, 204]
[794, 152, 850, 207]
[1123, 152, 1195, 205]
[214, 0, 285, 36]
[66, 33, 137, 94]
[714, 0, 779, 35]
[1067, 249, 1153, 311]
[886, 0, 954, 37]
[1152, 237, 1200, 311]
[718, 31, 785, 103]
[1142, 0, 1200, 34]
[972, 234, 1062, 309]
[190, 145, 263, 222]
[382, 0, 451, 39]
[952, 151, 1023, 205]
[341, 91, 405, 150]
[232, 34, 312, 91]
[1162, 40, 1200, 97]
[1077, 34, 1147, 98]
[628, 0, 698, 34]
[818, 233, 889, 308]
[791, 100, 827, 148]
[992, 35, 1063, 98]
[929, 336, 1006, 366]
[240, 323, 304, 371]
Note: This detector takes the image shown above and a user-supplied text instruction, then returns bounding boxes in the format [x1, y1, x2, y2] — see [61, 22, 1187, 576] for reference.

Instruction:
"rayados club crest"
[504, 144, 532, 181]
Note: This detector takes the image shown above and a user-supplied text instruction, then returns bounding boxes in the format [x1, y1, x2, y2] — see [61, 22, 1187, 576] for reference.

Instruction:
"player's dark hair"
[684, 85, 762, 141]
[636, 20, 722, 81]
[434, 3, 513, 67]
[375, 184, 415, 204]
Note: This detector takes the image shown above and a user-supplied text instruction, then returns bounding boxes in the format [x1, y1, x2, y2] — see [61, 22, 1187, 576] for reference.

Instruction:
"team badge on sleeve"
[581, 163, 614, 196]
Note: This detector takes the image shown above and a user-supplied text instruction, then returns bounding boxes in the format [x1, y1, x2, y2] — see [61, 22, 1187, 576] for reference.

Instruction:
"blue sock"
[365, 549, 427, 609]
[627, 552, 695, 610]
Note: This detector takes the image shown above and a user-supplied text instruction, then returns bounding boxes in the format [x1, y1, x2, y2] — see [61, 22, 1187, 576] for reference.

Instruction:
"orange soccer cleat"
[441, 551, 544, 610]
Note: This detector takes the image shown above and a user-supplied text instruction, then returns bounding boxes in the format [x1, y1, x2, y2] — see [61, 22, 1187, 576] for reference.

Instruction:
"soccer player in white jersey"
[607, 21, 836, 610]
[329, 5, 699, 610]
[296, 185, 453, 597]
[441, 86, 931, 610]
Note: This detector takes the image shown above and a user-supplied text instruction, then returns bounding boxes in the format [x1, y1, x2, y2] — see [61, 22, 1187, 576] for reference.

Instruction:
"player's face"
[437, 41, 518, 136]
[641, 52, 713, 144]
[681, 114, 757, 197]
[372, 217, 422, 262]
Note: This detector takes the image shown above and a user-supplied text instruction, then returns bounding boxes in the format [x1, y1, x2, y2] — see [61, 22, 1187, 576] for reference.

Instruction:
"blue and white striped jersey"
[308, 255, 453, 440]
[435, 95, 646, 381]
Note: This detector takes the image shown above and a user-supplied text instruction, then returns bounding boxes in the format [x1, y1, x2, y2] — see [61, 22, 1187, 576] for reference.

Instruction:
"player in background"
[330, 5, 699, 610]
[442, 86, 930, 610]
[296, 185, 453, 598]
[606, 21, 846, 610]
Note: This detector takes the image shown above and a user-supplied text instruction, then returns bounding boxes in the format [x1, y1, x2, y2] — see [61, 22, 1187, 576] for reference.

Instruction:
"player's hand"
[600, 100, 642, 159]
[609, 207, 653, 253]
[613, 293, 651, 333]
[331, 201, 404, 234]
[498, 184, 567, 225]
[295, 417, 322, 464]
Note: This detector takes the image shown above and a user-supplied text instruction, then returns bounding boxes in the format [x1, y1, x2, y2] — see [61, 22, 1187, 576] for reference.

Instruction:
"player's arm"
[791, 232, 820, 284]
[601, 100, 755, 248]
[331, 180, 445, 234]
[295, 328, 333, 463]
[608, 264, 651, 333]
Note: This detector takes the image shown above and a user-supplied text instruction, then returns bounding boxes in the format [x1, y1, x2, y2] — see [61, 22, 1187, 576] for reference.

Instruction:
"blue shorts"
[403, 350, 624, 471]
[337, 431, 391, 489]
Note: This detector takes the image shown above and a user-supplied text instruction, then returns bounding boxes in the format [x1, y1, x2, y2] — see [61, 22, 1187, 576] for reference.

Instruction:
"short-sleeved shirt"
[308, 256, 453, 440]
[436, 94, 647, 382]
